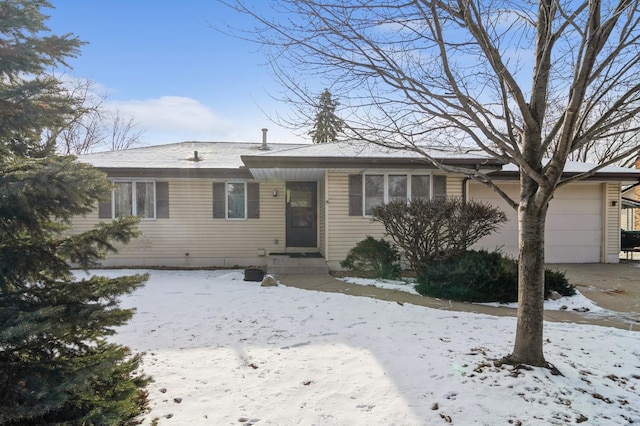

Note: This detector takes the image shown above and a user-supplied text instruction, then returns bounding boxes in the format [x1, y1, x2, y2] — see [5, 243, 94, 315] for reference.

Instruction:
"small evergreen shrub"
[545, 268, 576, 297]
[415, 250, 575, 302]
[341, 236, 401, 279]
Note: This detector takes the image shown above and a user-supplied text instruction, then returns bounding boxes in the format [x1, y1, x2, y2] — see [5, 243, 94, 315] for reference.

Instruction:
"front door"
[286, 182, 317, 247]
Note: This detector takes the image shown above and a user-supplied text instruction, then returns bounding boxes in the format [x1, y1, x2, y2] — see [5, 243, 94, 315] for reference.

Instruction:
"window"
[364, 175, 384, 216]
[98, 181, 168, 220]
[411, 175, 430, 199]
[113, 182, 132, 218]
[349, 174, 447, 216]
[389, 175, 407, 202]
[113, 181, 155, 219]
[227, 182, 246, 219]
[433, 175, 447, 200]
[213, 182, 260, 219]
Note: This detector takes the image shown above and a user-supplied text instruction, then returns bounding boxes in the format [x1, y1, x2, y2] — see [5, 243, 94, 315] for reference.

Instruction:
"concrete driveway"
[547, 261, 640, 314]
[278, 260, 640, 331]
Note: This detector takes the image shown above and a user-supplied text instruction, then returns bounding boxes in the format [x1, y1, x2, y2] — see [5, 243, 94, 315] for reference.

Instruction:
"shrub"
[415, 250, 575, 303]
[341, 236, 401, 279]
[545, 268, 576, 297]
[372, 197, 507, 273]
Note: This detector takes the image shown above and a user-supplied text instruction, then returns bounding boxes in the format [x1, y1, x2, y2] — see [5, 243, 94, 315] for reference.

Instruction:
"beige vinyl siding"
[603, 182, 621, 263]
[319, 174, 327, 257]
[446, 175, 463, 198]
[325, 171, 385, 269]
[469, 182, 606, 263]
[71, 179, 287, 267]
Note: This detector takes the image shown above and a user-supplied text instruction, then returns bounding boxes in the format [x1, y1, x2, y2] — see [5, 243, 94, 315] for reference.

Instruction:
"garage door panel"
[545, 245, 600, 263]
[552, 185, 598, 198]
[550, 198, 600, 212]
[474, 232, 599, 249]
[469, 182, 602, 263]
[546, 214, 601, 230]
[546, 229, 600, 244]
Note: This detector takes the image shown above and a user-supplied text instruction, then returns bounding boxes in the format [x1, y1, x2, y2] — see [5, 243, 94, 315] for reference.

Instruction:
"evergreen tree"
[0, 1, 150, 424]
[310, 88, 343, 143]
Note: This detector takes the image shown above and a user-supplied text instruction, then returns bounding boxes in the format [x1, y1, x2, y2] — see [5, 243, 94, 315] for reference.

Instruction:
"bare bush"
[372, 198, 507, 273]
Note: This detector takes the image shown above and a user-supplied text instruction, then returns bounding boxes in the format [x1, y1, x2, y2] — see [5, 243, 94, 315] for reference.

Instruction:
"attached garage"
[469, 182, 604, 263]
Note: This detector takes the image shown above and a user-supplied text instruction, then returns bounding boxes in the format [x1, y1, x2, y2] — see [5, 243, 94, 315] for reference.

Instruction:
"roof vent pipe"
[260, 128, 269, 150]
[194, 150, 199, 161]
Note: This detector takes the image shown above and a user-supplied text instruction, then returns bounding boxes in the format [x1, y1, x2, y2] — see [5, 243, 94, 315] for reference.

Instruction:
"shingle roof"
[501, 161, 640, 175]
[77, 141, 310, 169]
[77, 140, 640, 181]
[252, 140, 495, 160]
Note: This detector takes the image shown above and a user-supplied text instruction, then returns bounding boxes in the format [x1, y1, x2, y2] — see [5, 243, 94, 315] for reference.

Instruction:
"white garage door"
[469, 182, 602, 263]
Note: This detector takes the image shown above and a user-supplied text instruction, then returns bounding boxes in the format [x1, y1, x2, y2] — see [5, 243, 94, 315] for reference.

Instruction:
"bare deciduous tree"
[566, 125, 639, 167]
[47, 79, 144, 154]
[106, 110, 144, 151]
[43, 78, 104, 155]
[225, 0, 640, 367]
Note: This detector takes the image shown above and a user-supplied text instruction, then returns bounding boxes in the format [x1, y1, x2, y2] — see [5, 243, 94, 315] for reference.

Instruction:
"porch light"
[273, 189, 278, 197]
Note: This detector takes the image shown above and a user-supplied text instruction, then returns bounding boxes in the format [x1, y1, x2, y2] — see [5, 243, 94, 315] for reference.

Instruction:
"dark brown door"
[286, 182, 317, 247]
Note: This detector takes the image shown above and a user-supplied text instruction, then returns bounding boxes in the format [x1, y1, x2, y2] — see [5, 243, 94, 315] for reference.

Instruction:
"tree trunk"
[510, 200, 548, 366]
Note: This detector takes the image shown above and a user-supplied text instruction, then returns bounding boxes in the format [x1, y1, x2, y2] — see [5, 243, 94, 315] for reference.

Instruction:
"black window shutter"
[434, 175, 447, 198]
[213, 182, 226, 218]
[348, 174, 363, 216]
[156, 182, 170, 218]
[98, 190, 112, 219]
[247, 182, 260, 219]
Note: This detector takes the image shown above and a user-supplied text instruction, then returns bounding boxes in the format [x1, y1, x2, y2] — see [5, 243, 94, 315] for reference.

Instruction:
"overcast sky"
[47, 1, 309, 146]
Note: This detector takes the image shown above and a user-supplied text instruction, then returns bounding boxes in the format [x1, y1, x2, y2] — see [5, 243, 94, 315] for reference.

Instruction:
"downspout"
[601, 184, 608, 263]
[462, 165, 480, 251]
[462, 161, 482, 203]
[459, 176, 471, 251]
[324, 170, 330, 265]
[462, 177, 469, 204]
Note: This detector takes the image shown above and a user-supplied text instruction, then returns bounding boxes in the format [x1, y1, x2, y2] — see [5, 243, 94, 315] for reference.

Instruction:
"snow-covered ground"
[95, 269, 639, 425]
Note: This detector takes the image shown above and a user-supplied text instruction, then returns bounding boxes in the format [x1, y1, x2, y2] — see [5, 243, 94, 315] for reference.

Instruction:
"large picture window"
[113, 181, 156, 219]
[351, 173, 447, 216]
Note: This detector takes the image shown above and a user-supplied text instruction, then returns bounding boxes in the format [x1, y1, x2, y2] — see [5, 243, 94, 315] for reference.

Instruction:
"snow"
[338, 276, 422, 296]
[92, 269, 639, 425]
[339, 276, 606, 313]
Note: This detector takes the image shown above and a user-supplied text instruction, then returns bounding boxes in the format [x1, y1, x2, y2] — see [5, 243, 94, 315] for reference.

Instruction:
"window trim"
[111, 179, 157, 220]
[359, 173, 445, 217]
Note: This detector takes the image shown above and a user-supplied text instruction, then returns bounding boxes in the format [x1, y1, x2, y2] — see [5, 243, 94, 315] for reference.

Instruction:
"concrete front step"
[266, 254, 329, 275]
